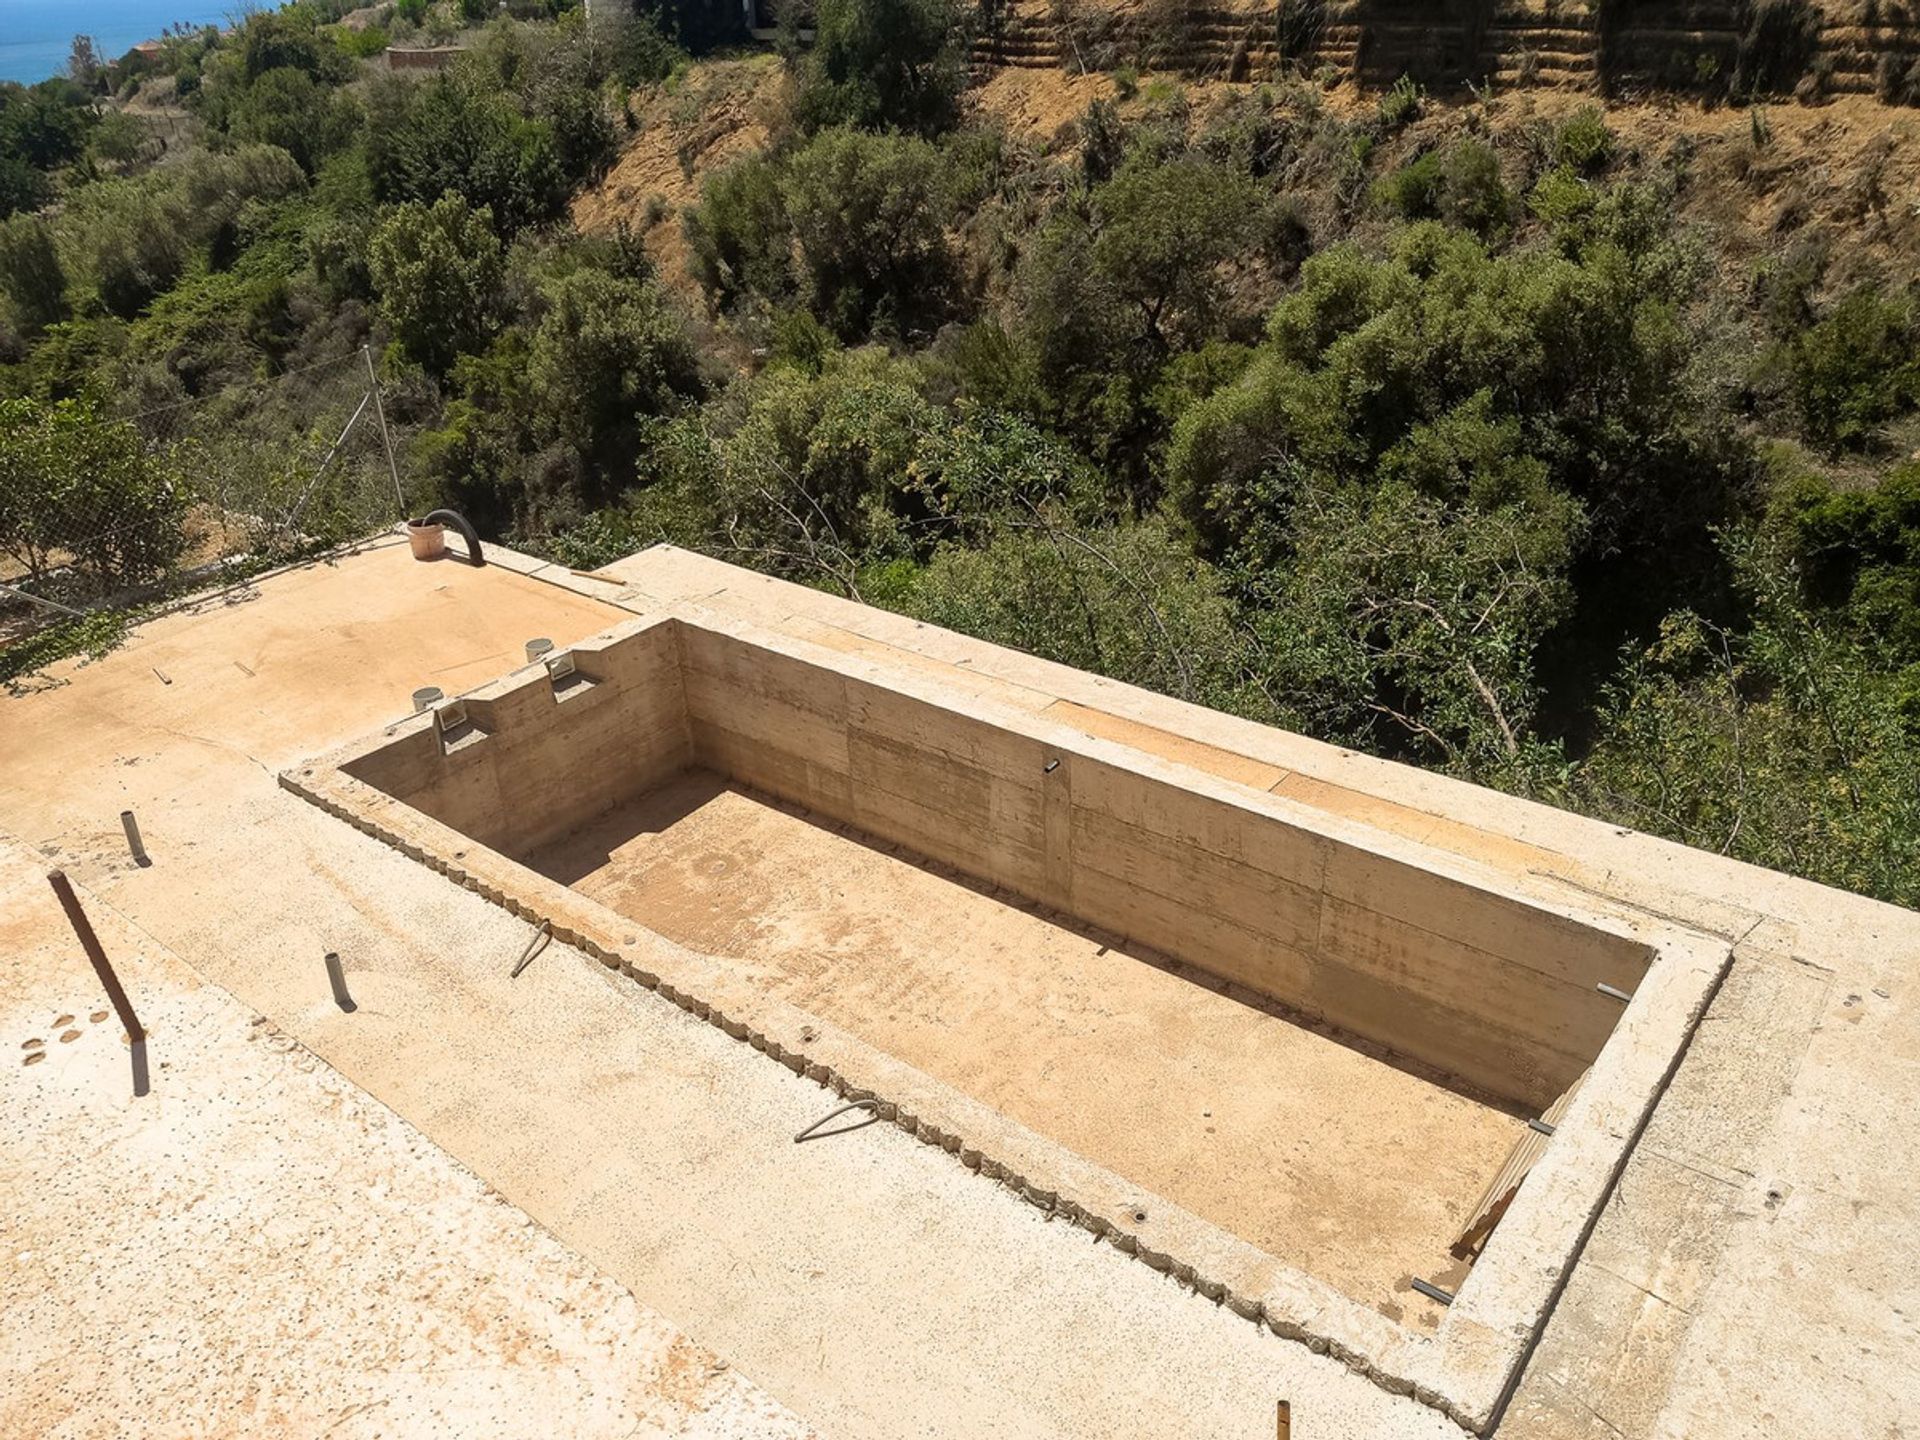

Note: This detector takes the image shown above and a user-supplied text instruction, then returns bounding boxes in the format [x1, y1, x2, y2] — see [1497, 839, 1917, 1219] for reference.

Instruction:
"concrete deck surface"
[0, 539, 1461, 1439]
[0, 846, 814, 1440]
[1, 535, 1915, 1438]
[525, 768, 1521, 1316]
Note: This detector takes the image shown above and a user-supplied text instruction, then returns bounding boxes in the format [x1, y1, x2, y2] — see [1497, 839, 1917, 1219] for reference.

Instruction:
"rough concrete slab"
[292, 600, 1725, 1427]
[5, 538, 1919, 1439]
[0, 541, 1466, 1439]
[0, 844, 813, 1440]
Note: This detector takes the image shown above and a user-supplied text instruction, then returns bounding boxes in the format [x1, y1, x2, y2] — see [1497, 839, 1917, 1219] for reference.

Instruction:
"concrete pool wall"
[287, 603, 1730, 1430]
[342, 614, 1650, 1112]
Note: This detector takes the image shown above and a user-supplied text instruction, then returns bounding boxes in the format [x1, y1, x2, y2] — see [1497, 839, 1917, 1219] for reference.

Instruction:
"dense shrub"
[0, 216, 68, 335]
[685, 154, 794, 314]
[781, 128, 962, 339]
[1778, 462, 1920, 661]
[1554, 107, 1612, 174]
[0, 397, 186, 598]
[792, 0, 968, 137]
[1167, 221, 1749, 695]
[526, 266, 703, 469]
[1778, 286, 1920, 452]
[366, 73, 567, 235]
[1376, 141, 1511, 237]
[906, 515, 1258, 710]
[0, 79, 97, 176]
[227, 66, 361, 175]
[1564, 529, 1920, 907]
[688, 128, 963, 340]
[368, 194, 505, 374]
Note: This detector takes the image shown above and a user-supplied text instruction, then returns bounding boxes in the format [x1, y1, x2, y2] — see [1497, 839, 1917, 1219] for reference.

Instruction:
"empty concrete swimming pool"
[285, 604, 1729, 1429]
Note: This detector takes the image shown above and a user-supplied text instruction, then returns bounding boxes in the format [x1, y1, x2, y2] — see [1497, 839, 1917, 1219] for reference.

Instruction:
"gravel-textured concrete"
[0, 846, 815, 1440]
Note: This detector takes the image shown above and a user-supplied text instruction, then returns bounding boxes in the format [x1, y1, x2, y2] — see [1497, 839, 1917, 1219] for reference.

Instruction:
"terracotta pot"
[407, 518, 446, 560]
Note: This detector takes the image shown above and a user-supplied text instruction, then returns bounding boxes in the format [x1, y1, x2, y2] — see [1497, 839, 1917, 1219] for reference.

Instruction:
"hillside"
[970, 0, 1920, 101]
[3, 0, 1920, 908]
[576, 57, 1920, 312]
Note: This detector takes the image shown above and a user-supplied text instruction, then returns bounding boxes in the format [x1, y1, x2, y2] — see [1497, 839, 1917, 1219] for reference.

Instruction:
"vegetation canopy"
[2, 0, 1919, 906]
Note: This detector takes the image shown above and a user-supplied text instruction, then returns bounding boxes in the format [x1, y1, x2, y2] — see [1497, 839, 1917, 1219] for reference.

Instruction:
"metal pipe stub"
[121, 810, 150, 867]
[324, 951, 356, 1012]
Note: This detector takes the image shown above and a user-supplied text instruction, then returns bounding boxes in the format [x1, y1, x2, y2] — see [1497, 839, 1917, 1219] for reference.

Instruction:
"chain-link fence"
[1, 348, 409, 675]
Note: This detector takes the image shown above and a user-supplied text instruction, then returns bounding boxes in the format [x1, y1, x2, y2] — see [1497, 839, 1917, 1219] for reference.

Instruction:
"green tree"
[1168, 224, 1743, 603]
[0, 397, 187, 599]
[684, 153, 793, 314]
[1777, 461, 1920, 662]
[368, 194, 505, 374]
[228, 67, 361, 176]
[707, 348, 941, 587]
[526, 266, 703, 471]
[1088, 153, 1263, 354]
[793, 0, 967, 137]
[0, 80, 96, 173]
[0, 152, 49, 221]
[237, 9, 347, 83]
[1779, 285, 1920, 452]
[365, 73, 567, 236]
[780, 127, 961, 339]
[0, 214, 69, 335]
[1239, 480, 1583, 773]
[1003, 151, 1263, 471]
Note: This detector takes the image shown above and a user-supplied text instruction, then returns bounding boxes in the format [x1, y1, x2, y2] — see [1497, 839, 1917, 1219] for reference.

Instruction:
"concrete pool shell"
[284, 602, 1730, 1430]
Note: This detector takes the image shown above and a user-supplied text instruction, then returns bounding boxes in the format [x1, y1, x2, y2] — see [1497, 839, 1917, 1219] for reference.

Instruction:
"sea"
[1, 0, 236, 86]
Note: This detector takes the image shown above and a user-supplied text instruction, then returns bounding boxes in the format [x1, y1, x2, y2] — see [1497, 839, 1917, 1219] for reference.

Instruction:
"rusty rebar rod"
[47, 870, 145, 1043]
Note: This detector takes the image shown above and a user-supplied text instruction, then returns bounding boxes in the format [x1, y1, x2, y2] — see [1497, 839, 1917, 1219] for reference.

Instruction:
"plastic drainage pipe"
[421, 508, 485, 567]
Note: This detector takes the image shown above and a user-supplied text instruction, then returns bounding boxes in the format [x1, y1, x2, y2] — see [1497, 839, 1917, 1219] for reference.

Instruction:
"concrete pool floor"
[526, 768, 1519, 1316]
